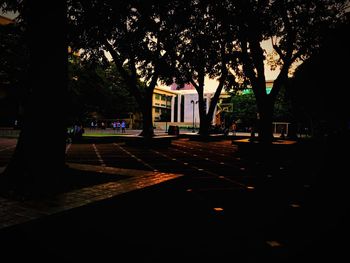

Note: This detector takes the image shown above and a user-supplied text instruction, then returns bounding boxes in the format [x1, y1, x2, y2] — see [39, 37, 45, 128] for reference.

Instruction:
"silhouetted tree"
[226, 0, 348, 142]
[68, 0, 179, 138]
[68, 55, 138, 122]
[0, 17, 27, 126]
[170, 1, 241, 136]
[0, 0, 67, 192]
[292, 17, 350, 138]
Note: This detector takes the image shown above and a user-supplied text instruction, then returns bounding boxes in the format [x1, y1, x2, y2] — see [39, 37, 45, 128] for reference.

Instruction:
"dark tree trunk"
[139, 90, 154, 138]
[198, 113, 210, 137]
[254, 95, 274, 143]
[2, 0, 67, 188]
[256, 97, 274, 143]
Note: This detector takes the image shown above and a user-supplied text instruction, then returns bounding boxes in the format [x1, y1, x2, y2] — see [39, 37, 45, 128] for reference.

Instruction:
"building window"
[155, 94, 160, 100]
[155, 108, 160, 113]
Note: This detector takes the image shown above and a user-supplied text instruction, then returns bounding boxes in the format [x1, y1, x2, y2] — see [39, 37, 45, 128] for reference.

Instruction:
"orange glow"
[213, 207, 224, 211]
[266, 240, 282, 247]
[246, 186, 255, 190]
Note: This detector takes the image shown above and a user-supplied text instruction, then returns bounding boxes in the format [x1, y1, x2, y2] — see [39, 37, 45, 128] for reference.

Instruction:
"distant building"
[152, 80, 278, 130]
[152, 87, 230, 130]
[153, 87, 177, 122]
[170, 82, 195, 91]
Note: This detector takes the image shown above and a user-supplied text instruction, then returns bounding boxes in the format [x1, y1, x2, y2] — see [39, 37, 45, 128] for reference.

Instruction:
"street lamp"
[191, 99, 198, 133]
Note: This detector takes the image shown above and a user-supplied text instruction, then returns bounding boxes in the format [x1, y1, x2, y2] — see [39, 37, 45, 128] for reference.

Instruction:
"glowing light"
[290, 203, 300, 208]
[213, 207, 224, 212]
[246, 186, 255, 190]
[266, 240, 282, 247]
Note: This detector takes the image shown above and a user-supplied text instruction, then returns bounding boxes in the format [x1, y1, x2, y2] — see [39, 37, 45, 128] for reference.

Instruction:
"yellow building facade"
[152, 87, 177, 123]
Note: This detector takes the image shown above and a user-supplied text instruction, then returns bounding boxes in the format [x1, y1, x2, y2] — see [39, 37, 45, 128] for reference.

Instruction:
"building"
[153, 86, 230, 130]
[153, 80, 289, 132]
[153, 87, 177, 123]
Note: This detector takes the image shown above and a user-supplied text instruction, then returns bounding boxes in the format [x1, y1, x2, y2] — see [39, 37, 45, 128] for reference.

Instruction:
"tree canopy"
[68, 54, 138, 123]
[292, 16, 350, 137]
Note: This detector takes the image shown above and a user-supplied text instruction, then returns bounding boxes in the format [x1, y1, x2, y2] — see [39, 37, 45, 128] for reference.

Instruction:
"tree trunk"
[196, 88, 210, 137]
[256, 97, 274, 143]
[139, 91, 154, 138]
[199, 113, 210, 136]
[2, 0, 67, 188]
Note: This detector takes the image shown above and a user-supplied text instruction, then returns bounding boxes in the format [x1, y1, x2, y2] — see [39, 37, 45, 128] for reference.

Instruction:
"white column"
[171, 95, 175, 122]
[178, 95, 182, 122]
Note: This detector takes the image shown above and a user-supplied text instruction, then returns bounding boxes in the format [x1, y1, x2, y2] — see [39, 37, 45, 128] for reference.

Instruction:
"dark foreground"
[0, 135, 349, 262]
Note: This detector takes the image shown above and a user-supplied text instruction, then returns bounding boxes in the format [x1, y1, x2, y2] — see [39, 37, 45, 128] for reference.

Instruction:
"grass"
[83, 133, 124, 137]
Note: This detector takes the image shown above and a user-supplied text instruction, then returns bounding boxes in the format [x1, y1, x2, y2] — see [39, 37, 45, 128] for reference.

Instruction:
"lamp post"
[191, 99, 198, 133]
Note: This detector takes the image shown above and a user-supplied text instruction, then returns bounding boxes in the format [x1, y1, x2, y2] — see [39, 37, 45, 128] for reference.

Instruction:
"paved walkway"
[0, 135, 349, 261]
[0, 163, 182, 230]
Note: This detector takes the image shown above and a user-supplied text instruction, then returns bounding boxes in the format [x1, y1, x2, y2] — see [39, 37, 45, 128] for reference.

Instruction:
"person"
[121, 120, 126, 133]
[116, 121, 121, 133]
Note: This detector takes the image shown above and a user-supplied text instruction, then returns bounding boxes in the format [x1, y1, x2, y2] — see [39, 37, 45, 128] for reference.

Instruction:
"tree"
[170, 0, 241, 136]
[231, 93, 257, 130]
[1, 0, 67, 193]
[231, 87, 293, 131]
[0, 18, 27, 126]
[292, 17, 350, 138]
[226, 0, 348, 142]
[68, 55, 138, 123]
[68, 0, 179, 138]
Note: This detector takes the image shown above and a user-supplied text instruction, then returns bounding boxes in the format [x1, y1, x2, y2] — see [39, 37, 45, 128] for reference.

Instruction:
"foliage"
[292, 17, 350, 136]
[0, 19, 27, 125]
[221, 0, 349, 141]
[67, 0, 185, 136]
[68, 55, 138, 123]
[231, 87, 293, 129]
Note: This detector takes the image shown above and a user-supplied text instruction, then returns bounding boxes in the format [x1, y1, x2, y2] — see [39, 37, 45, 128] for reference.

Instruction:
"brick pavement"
[0, 162, 182, 230]
[0, 135, 349, 261]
